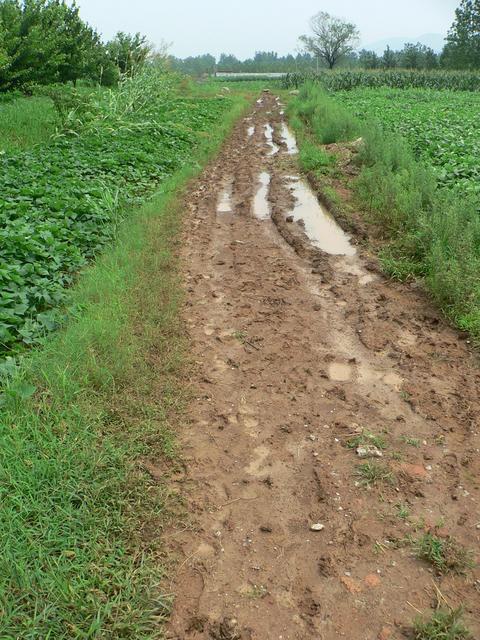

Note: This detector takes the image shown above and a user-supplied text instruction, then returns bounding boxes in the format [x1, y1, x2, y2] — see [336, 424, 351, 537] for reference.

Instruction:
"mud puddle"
[264, 124, 279, 155]
[280, 123, 298, 154]
[217, 182, 233, 214]
[288, 176, 356, 256]
[253, 172, 271, 220]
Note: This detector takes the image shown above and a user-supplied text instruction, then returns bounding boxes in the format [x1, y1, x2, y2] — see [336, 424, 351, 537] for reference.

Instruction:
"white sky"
[76, 0, 459, 58]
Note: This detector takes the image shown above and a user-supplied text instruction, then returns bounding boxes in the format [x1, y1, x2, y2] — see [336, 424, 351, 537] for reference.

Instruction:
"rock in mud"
[356, 445, 383, 459]
[310, 523, 325, 531]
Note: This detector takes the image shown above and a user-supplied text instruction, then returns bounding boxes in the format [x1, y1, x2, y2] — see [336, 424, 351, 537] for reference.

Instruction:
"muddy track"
[165, 92, 480, 640]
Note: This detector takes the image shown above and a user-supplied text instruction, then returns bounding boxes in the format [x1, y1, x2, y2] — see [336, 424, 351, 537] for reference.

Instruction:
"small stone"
[399, 463, 428, 480]
[309, 434, 316, 441]
[310, 523, 325, 531]
[364, 573, 381, 588]
[340, 576, 362, 594]
[357, 445, 383, 459]
[260, 525, 273, 533]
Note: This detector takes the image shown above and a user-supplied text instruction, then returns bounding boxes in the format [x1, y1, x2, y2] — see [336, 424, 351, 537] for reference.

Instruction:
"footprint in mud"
[243, 416, 260, 438]
[328, 362, 353, 382]
[383, 371, 404, 391]
[244, 445, 270, 477]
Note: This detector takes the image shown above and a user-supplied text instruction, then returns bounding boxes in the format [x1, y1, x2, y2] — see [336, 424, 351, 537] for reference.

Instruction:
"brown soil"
[164, 92, 480, 640]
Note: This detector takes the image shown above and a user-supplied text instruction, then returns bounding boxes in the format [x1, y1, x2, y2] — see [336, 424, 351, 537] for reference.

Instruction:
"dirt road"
[165, 92, 480, 639]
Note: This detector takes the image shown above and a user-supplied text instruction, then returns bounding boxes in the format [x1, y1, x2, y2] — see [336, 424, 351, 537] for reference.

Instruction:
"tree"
[358, 49, 379, 69]
[299, 12, 359, 69]
[442, 0, 480, 69]
[106, 32, 152, 76]
[381, 45, 397, 69]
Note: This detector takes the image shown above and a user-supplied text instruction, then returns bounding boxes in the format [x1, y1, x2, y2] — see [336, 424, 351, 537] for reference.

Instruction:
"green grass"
[0, 83, 247, 638]
[0, 96, 57, 152]
[347, 430, 387, 450]
[287, 83, 480, 342]
[415, 533, 475, 575]
[413, 608, 473, 640]
[401, 435, 421, 448]
[355, 461, 395, 487]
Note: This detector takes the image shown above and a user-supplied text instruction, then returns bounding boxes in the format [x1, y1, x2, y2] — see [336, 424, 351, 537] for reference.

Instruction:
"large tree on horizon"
[299, 11, 359, 69]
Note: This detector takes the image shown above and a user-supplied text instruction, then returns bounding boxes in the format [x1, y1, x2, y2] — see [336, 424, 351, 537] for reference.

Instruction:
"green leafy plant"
[355, 461, 394, 487]
[415, 533, 475, 574]
[413, 608, 472, 640]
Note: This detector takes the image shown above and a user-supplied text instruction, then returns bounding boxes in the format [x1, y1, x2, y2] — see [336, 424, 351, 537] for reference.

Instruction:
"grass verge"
[0, 95, 57, 152]
[0, 92, 247, 638]
[287, 83, 480, 342]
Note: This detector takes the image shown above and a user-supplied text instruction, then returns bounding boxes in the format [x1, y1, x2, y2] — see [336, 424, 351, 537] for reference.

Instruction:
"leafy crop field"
[0, 73, 231, 356]
[334, 87, 480, 197]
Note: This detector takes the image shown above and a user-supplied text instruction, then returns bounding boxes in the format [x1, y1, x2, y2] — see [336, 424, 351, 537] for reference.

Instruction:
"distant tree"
[442, 0, 480, 68]
[217, 53, 241, 71]
[106, 32, 152, 76]
[423, 47, 439, 69]
[358, 49, 380, 69]
[399, 42, 438, 69]
[381, 45, 397, 68]
[299, 11, 359, 69]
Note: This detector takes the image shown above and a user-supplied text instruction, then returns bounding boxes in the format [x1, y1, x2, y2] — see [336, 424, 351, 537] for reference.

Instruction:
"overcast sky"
[76, 0, 459, 58]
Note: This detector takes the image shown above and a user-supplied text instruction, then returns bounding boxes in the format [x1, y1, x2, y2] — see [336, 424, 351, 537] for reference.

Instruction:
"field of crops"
[334, 87, 480, 197]
[0, 72, 231, 356]
[282, 69, 480, 91]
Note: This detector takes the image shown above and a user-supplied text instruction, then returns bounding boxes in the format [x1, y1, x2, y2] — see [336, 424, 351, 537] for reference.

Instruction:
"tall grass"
[0, 96, 56, 152]
[289, 83, 480, 340]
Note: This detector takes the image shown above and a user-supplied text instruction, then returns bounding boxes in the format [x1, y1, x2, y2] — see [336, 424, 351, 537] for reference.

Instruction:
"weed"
[401, 435, 421, 448]
[415, 533, 475, 574]
[355, 462, 395, 487]
[413, 608, 472, 640]
[347, 430, 387, 450]
[396, 503, 411, 520]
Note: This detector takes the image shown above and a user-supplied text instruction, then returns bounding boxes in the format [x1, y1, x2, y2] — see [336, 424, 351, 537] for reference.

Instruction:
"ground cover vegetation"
[0, 66, 248, 637]
[288, 83, 480, 340]
[0, 70, 233, 356]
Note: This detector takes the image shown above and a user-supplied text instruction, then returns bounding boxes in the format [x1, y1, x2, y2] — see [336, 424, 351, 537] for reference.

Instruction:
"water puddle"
[280, 123, 298, 155]
[264, 124, 279, 156]
[248, 125, 255, 137]
[253, 172, 271, 220]
[217, 183, 233, 214]
[338, 258, 375, 286]
[288, 177, 356, 256]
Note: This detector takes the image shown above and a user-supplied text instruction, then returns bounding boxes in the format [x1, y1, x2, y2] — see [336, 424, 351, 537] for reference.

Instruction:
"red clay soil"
[163, 92, 480, 640]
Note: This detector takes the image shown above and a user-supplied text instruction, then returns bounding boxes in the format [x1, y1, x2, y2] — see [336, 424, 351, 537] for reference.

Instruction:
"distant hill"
[362, 33, 446, 55]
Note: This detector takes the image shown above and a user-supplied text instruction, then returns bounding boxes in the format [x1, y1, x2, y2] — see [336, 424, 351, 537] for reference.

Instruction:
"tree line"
[172, 0, 480, 75]
[0, 0, 153, 91]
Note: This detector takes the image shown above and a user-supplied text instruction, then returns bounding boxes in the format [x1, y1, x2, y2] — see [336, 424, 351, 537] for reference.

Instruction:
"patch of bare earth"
[164, 92, 480, 640]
